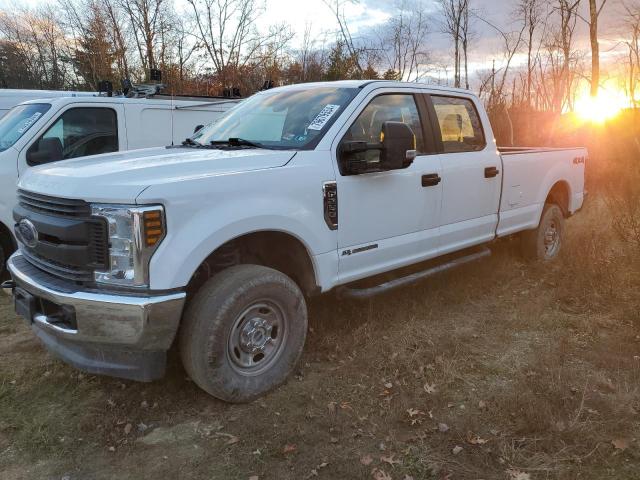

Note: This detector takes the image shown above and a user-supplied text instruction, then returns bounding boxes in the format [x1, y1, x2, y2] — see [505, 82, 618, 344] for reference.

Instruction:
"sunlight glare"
[574, 89, 627, 123]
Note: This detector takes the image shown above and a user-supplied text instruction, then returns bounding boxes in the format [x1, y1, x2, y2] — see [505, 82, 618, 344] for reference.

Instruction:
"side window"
[431, 96, 485, 153]
[344, 94, 424, 160]
[27, 107, 118, 166]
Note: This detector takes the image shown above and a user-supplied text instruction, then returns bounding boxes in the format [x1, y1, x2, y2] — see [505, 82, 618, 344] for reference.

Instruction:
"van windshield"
[192, 87, 359, 150]
[0, 103, 51, 152]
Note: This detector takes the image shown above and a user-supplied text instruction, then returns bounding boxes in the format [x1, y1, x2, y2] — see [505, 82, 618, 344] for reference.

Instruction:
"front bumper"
[6, 252, 186, 381]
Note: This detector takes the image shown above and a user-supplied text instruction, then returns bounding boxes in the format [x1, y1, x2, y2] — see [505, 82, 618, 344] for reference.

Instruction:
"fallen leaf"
[423, 383, 436, 394]
[452, 445, 463, 455]
[467, 432, 488, 445]
[406, 408, 423, 417]
[283, 444, 297, 454]
[371, 468, 392, 480]
[305, 462, 329, 479]
[215, 432, 239, 445]
[506, 469, 530, 480]
[380, 454, 402, 466]
[612, 438, 630, 451]
[124, 423, 132, 435]
[360, 454, 374, 466]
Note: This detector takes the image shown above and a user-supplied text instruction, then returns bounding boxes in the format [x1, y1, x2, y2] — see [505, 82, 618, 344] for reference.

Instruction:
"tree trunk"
[589, 0, 599, 97]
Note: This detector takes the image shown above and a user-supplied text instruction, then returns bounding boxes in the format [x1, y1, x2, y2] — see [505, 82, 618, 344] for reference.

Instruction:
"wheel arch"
[544, 180, 571, 217]
[0, 220, 16, 258]
[186, 229, 319, 297]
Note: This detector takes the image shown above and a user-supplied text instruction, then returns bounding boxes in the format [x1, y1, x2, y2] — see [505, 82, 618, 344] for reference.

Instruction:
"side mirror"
[379, 121, 417, 170]
[26, 137, 63, 166]
[193, 124, 204, 134]
[339, 122, 416, 175]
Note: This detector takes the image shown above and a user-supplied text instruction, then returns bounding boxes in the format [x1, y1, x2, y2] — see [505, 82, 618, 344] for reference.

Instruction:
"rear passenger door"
[426, 94, 502, 253]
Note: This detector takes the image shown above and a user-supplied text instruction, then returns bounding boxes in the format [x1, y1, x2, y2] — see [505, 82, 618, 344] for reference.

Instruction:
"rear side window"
[27, 107, 118, 165]
[431, 96, 485, 153]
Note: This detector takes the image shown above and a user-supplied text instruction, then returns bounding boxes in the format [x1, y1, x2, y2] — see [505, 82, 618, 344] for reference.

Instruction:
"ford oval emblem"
[16, 219, 38, 248]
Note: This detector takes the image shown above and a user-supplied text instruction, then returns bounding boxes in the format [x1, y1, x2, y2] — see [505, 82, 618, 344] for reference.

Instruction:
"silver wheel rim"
[227, 300, 287, 376]
[543, 219, 560, 258]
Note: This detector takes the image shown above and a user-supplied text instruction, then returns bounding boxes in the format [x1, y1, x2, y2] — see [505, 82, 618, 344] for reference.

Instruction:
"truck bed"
[496, 146, 587, 237]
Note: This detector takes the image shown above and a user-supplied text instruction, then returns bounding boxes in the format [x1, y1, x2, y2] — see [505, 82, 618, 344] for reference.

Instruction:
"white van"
[0, 89, 97, 118]
[0, 94, 241, 267]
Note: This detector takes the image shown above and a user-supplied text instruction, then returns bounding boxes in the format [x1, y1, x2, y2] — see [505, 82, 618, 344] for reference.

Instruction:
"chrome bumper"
[7, 252, 186, 350]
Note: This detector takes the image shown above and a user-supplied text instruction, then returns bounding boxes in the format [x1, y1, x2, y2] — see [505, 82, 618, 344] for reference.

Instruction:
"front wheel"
[179, 264, 308, 402]
[521, 203, 565, 261]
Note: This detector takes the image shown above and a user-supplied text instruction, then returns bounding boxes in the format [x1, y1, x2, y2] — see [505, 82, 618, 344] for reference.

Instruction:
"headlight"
[91, 204, 166, 287]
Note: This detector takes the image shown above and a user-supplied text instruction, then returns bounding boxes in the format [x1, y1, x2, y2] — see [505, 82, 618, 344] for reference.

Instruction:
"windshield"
[192, 86, 359, 150]
[0, 103, 52, 152]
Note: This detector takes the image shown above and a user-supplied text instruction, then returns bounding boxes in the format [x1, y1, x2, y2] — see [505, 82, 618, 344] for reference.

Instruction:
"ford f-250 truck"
[4, 80, 586, 402]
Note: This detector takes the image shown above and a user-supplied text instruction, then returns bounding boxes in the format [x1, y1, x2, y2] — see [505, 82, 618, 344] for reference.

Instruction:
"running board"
[337, 247, 491, 300]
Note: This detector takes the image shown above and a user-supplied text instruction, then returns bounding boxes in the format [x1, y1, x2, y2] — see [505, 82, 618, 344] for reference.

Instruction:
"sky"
[4, 0, 632, 81]
[251, 0, 629, 79]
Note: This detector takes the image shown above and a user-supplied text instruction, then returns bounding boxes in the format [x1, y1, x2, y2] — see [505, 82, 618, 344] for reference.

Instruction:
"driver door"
[18, 104, 125, 176]
[334, 90, 442, 284]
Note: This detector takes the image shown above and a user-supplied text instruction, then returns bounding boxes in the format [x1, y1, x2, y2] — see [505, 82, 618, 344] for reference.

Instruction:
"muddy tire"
[521, 204, 564, 261]
[179, 264, 307, 403]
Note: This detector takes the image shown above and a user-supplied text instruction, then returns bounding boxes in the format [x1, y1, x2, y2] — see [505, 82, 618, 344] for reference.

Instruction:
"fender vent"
[322, 181, 338, 230]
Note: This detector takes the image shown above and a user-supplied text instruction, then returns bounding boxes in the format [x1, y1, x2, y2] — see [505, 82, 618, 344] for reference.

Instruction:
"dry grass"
[1, 194, 640, 479]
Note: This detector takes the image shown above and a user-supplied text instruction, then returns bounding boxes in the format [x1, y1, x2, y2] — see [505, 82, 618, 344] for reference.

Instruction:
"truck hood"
[18, 147, 296, 203]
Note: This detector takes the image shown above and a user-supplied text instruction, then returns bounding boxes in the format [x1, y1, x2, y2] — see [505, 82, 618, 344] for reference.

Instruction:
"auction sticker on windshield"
[17, 113, 43, 134]
[307, 104, 341, 131]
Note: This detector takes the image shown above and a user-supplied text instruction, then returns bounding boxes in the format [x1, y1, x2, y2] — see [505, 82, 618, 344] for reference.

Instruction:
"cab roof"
[267, 80, 478, 98]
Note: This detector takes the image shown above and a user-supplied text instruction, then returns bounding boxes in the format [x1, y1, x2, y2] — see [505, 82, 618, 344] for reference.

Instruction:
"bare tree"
[571, 0, 608, 96]
[440, 0, 469, 88]
[516, 0, 544, 108]
[546, 0, 582, 112]
[186, 0, 285, 88]
[322, 0, 363, 74]
[624, 1, 640, 107]
[378, 0, 430, 82]
[118, 0, 171, 78]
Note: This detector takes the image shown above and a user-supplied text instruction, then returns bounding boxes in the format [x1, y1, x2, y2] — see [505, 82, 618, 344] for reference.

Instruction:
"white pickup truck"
[5, 80, 586, 402]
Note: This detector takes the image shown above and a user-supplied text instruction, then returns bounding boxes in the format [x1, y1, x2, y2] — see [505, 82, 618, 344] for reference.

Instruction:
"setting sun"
[574, 88, 628, 123]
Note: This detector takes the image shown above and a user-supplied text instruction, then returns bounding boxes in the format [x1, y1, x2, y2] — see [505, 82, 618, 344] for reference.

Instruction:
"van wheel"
[179, 264, 307, 402]
[521, 204, 564, 261]
[0, 244, 5, 278]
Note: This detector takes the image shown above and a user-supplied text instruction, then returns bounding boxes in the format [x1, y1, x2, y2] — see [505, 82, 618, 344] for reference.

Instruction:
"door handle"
[422, 173, 441, 187]
[484, 166, 500, 178]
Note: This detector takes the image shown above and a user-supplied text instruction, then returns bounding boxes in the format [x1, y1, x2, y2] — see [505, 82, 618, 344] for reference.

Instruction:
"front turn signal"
[143, 210, 164, 247]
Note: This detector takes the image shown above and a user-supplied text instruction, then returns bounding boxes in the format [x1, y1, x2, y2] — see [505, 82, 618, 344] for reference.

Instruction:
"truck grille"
[15, 190, 109, 283]
[18, 189, 92, 217]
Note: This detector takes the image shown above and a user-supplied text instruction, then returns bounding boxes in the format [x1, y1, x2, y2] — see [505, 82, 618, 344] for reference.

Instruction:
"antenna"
[170, 83, 175, 146]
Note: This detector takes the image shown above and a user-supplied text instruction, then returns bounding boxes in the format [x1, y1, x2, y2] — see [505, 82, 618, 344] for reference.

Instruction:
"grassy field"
[1, 196, 640, 480]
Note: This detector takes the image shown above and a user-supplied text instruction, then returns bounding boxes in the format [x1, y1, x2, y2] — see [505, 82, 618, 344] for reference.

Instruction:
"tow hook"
[1, 279, 16, 296]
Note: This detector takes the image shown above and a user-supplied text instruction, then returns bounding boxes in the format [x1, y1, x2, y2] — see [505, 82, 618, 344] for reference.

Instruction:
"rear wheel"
[521, 204, 564, 261]
[179, 264, 307, 402]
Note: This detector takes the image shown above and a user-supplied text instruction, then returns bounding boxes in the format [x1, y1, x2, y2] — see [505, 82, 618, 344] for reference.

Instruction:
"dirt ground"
[1, 198, 640, 480]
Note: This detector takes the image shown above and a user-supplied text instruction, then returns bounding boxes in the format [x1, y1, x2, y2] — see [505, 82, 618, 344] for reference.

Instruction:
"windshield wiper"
[181, 137, 203, 147]
[210, 138, 269, 149]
